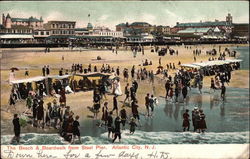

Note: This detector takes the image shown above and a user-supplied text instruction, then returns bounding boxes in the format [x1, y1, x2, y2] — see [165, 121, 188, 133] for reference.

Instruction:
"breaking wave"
[1, 130, 249, 145]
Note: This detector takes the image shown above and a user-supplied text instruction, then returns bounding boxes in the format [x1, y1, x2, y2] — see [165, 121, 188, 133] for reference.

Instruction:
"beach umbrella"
[10, 67, 19, 71]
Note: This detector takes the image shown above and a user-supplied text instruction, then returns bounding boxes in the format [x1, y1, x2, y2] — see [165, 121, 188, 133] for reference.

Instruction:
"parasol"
[10, 67, 19, 71]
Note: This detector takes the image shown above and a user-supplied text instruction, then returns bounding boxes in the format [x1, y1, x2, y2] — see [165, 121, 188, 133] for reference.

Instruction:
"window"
[41, 32, 44, 35]
[46, 32, 49, 35]
[35, 32, 39, 35]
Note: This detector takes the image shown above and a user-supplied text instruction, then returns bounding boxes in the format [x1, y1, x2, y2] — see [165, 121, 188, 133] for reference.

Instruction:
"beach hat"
[131, 117, 135, 121]
[194, 107, 198, 110]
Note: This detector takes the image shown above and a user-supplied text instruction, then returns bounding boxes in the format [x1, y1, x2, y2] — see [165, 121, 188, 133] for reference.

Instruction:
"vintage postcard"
[0, 1, 249, 159]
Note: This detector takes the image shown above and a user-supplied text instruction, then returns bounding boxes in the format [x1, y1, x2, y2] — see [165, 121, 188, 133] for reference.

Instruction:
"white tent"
[10, 76, 46, 84]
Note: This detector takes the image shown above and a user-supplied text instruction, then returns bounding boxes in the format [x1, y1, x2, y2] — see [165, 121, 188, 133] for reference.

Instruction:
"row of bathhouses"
[0, 13, 249, 45]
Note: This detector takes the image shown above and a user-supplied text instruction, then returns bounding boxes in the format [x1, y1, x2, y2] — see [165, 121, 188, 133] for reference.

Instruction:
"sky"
[0, 1, 249, 30]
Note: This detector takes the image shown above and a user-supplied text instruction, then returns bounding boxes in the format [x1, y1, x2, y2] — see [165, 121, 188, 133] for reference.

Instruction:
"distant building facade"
[172, 13, 233, 36]
[231, 23, 249, 39]
[155, 25, 171, 35]
[2, 13, 43, 29]
[116, 22, 154, 35]
[44, 21, 76, 36]
[93, 26, 123, 37]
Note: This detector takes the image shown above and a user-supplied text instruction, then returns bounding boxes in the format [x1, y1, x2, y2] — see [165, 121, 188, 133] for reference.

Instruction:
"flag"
[88, 14, 90, 17]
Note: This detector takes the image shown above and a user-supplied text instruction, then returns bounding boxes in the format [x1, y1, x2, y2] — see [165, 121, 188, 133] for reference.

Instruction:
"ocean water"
[1, 130, 249, 145]
[1, 86, 249, 145]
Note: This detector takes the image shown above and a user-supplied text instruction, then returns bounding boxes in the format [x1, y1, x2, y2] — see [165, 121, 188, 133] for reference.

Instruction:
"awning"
[47, 75, 72, 80]
[10, 76, 46, 84]
[193, 60, 231, 67]
[75, 72, 111, 78]
[224, 59, 243, 63]
[180, 64, 200, 68]
[0, 34, 34, 39]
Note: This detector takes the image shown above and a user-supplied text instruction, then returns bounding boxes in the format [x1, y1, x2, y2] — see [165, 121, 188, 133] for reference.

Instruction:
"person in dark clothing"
[112, 95, 118, 116]
[182, 109, 190, 131]
[129, 117, 137, 134]
[32, 98, 39, 127]
[7, 91, 16, 111]
[12, 114, 20, 143]
[130, 86, 136, 101]
[46, 65, 50, 75]
[59, 88, 66, 106]
[37, 99, 44, 128]
[100, 102, 109, 127]
[132, 80, 138, 93]
[24, 68, 29, 76]
[71, 115, 81, 144]
[107, 112, 114, 138]
[149, 95, 155, 117]
[145, 93, 150, 116]
[39, 83, 44, 97]
[194, 110, 200, 133]
[182, 85, 188, 100]
[93, 89, 101, 119]
[221, 83, 226, 101]
[59, 68, 63, 76]
[131, 66, 135, 79]
[42, 66, 46, 76]
[120, 108, 127, 130]
[198, 110, 207, 133]
[116, 67, 120, 76]
[131, 100, 141, 125]
[112, 117, 121, 143]
[192, 108, 198, 132]
[165, 80, 171, 99]
[123, 83, 130, 103]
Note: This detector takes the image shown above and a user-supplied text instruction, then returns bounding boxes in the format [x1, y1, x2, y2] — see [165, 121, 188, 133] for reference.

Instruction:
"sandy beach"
[1, 43, 249, 135]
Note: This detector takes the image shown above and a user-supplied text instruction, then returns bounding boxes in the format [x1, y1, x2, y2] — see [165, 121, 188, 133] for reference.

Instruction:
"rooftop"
[176, 21, 231, 27]
[177, 27, 212, 34]
[11, 16, 43, 22]
[130, 22, 152, 27]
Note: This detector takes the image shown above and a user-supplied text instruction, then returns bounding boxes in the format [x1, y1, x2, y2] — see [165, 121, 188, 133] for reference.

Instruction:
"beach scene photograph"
[0, 1, 249, 147]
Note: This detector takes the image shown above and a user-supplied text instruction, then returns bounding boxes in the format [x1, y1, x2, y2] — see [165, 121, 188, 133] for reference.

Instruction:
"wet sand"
[1, 44, 249, 135]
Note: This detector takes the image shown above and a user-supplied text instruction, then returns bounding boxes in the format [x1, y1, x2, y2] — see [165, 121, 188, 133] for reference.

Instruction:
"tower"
[226, 13, 232, 25]
[5, 13, 12, 28]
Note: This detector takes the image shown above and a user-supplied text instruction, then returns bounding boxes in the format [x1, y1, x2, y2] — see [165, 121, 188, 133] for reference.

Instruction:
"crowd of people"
[9, 44, 242, 144]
